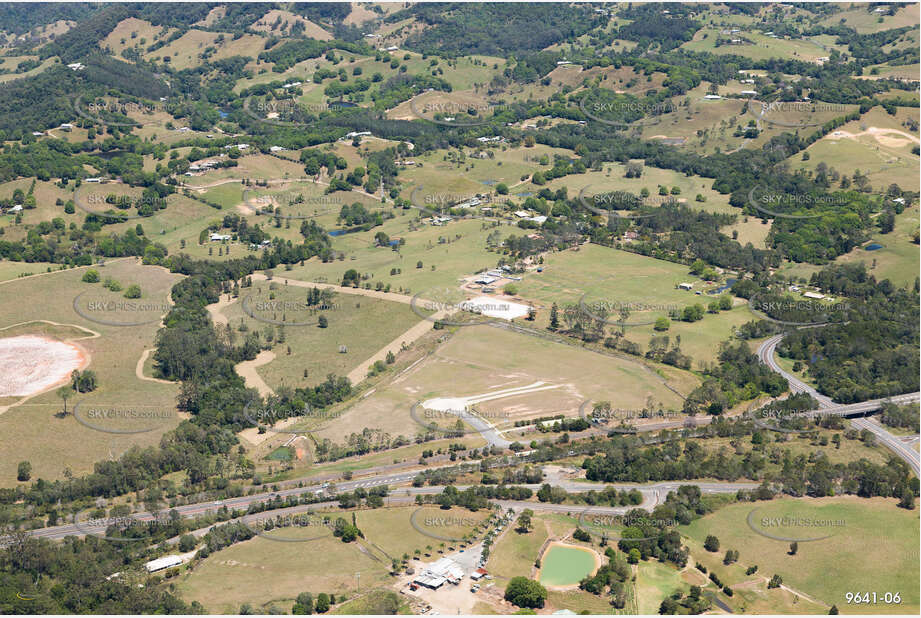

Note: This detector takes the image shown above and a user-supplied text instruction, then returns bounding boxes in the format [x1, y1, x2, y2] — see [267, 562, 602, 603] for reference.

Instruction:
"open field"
[682, 28, 838, 63]
[819, 4, 920, 34]
[216, 284, 421, 391]
[176, 514, 391, 614]
[635, 560, 685, 614]
[177, 505, 491, 613]
[280, 216, 500, 294]
[397, 143, 574, 198]
[313, 321, 695, 444]
[681, 496, 920, 614]
[0, 259, 183, 485]
[0, 260, 63, 282]
[793, 107, 921, 192]
[512, 243, 749, 364]
[831, 205, 920, 289]
[525, 159, 731, 211]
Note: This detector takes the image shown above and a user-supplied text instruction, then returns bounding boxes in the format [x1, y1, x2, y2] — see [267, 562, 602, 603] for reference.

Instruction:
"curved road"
[757, 334, 920, 475]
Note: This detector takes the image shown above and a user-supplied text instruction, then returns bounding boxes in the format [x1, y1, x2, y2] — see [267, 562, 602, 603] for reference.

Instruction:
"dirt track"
[234, 349, 276, 397]
[135, 349, 174, 384]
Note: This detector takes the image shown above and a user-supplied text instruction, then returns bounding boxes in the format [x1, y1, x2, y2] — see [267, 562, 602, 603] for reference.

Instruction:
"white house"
[803, 291, 824, 300]
[144, 555, 183, 573]
[59, 123, 74, 131]
[31, 131, 44, 136]
[678, 282, 694, 291]
[269, 145, 287, 152]
[7, 205, 23, 213]
[456, 197, 482, 209]
[210, 233, 232, 242]
[474, 275, 498, 285]
[345, 131, 371, 139]
[514, 210, 532, 218]
[740, 90, 758, 95]
[84, 177, 102, 183]
[477, 136, 503, 143]
[67, 62, 85, 71]
[703, 94, 722, 100]
[556, 60, 572, 66]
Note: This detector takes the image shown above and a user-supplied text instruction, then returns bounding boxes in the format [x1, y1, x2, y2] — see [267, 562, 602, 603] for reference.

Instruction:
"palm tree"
[57, 386, 72, 417]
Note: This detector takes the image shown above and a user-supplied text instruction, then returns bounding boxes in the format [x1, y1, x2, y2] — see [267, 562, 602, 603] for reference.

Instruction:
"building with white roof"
[144, 555, 183, 573]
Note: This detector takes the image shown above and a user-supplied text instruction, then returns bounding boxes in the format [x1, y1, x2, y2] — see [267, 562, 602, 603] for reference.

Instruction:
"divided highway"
[20, 477, 758, 543]
[757, 334, 920, 475]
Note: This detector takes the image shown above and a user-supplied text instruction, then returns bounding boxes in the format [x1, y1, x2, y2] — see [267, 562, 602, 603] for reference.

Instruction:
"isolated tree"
[57, 385, 72, 415]
[704, 535, 720, 552]
[549, 303, 560, 330]
[899, 487, 916, 510]
[789, 541, 798, 555]
[504, 577, 547, 609]
[16, 461, 31, 482]
[515, 509, 533, 533]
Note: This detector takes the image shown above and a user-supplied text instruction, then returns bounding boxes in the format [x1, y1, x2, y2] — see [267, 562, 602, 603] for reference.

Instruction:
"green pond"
[538, 544, 597, 586]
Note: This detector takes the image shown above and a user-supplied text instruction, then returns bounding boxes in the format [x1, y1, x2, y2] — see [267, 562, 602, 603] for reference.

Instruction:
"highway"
[19, 477, 758, 543]
[757, 334, 920, 475]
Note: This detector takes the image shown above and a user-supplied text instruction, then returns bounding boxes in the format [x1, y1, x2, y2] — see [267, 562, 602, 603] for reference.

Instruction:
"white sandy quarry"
[0, 335, 86, 397]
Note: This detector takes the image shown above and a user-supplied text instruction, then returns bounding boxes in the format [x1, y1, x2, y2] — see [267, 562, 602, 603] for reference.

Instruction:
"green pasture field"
[793, 107, 920, 192]
[862, 63, 921, 81]
[682, 28, 836, 63]
[0, 57, 56, 83]
[818, 4, 920, 34]
[280, 215, 501, 294]
[831, 205, 920, 289]
[357, 505, 494, 558]
[398, 144, 575, 199]
[175, 516, 391, 614]
[680, 496, 920, 614]
[216, 282, 421, 391]
[635, 560, 685, 615]
[512, 243, 706, 318]
[532, 161, 731, 213]
[0, 259, 184, 485]
[0, 261, 63, 282]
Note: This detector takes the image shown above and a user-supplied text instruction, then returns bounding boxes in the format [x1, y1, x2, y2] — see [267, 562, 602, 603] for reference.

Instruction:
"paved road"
[757, 335, 920, 475]
[20, 475, 757, 543]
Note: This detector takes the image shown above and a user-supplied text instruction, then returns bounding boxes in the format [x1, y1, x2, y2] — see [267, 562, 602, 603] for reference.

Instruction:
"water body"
[538, 544, 597, 586]
[864, 243, 883, 251]
[708, 277, 738, 295]
[329, 101, 358, 108]
[328, 229, 347, 236]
